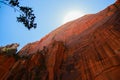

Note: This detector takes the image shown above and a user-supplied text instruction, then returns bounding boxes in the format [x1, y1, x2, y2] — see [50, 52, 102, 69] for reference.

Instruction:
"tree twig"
[0, 0, 23, 14]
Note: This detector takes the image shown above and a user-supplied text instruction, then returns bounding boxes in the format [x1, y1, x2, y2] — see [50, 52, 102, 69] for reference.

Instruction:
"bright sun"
[63, 10, 84, 24]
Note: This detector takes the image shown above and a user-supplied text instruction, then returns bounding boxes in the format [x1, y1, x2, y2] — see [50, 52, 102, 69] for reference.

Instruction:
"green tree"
[0, 0, 37, 30]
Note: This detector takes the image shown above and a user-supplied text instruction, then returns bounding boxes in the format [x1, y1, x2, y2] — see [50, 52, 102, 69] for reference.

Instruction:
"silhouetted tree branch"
[0, 0, 37, 30]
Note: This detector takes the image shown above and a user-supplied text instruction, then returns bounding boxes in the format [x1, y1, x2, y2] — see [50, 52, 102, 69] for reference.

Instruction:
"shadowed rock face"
[0, 43, 19, 80]
[0, 1, 120, 80]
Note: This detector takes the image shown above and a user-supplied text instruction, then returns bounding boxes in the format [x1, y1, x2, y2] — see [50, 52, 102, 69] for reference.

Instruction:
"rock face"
[0, 1, 120, 80]
[0, 43, 19, 80]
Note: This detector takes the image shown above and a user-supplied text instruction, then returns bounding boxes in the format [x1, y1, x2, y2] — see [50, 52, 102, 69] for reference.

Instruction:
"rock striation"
[0, 0, 120, 80]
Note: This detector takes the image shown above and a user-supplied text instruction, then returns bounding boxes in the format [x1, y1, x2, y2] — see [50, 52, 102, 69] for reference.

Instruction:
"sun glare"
[63, 10, 84, 24]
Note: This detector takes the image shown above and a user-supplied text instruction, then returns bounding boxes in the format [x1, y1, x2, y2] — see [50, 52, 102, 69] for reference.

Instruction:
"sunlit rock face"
[116, 0, 119, 3]
[0, 1, 120, 80]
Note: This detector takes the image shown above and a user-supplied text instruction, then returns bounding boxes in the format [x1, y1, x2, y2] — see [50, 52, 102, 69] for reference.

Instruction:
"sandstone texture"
[0, 1, 120, 80]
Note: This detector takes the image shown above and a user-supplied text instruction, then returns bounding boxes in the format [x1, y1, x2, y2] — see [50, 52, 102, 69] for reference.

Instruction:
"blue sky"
[0, 0, 115, 50]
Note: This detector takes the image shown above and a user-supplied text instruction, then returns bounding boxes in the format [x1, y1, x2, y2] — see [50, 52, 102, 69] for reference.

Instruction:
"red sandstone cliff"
[0, 0, 120, 80]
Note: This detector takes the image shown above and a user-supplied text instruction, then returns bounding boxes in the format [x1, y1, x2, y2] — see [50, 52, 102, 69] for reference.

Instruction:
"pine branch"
[0, 0, 37, 30]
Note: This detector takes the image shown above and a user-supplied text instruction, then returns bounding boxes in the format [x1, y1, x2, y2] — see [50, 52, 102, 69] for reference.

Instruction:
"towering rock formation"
[0, 0, 120, 80]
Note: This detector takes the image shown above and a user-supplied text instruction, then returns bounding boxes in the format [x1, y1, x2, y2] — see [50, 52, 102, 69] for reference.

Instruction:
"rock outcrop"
[0, 43, 19, 80]
[0, 43, 19, 54]
[0, 0, 120, 80]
